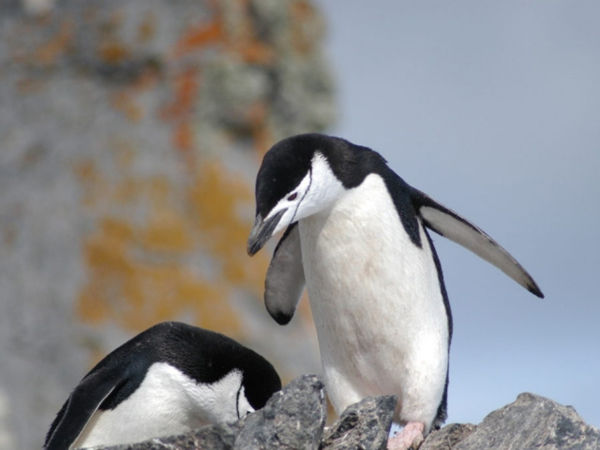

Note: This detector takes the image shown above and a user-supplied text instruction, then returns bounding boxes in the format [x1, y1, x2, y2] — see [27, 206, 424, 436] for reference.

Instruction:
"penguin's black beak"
[247, 210, 286, 256]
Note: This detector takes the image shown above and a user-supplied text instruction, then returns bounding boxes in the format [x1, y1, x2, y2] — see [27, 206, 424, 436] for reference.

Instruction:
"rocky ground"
[95, 374, 600, 450]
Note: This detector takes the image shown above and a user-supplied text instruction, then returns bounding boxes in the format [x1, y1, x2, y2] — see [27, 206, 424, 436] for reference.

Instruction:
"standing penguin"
[247, 133, 543, 449]
[44, 322, 281, 450]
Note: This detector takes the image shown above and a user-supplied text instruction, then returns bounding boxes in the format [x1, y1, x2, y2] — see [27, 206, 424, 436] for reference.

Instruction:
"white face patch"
[265, 152, 345, 235]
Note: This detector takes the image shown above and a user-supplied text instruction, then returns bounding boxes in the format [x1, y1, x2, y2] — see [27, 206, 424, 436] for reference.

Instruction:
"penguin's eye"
[287, 193, 298, 201]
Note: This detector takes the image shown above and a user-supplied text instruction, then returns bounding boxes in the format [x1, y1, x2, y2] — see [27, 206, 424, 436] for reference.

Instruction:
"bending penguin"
[247, 133, 543, 450]
[44, 322, 282, 450]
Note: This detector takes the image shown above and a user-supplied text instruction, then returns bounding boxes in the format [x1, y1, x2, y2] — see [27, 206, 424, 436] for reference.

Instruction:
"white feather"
[73, 364, 248, 448]
[298, 171, 449, 432]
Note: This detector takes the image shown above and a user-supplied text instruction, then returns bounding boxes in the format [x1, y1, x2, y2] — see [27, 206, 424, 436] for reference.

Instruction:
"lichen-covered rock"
[234, 374, 327, 450]
[0, 1, 335, 449]
[320, 395, 397, 450]
[421, 393, 600, 450]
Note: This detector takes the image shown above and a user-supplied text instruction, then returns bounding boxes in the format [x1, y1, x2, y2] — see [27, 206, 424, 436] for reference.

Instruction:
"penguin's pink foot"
[387, 421, 425, 450]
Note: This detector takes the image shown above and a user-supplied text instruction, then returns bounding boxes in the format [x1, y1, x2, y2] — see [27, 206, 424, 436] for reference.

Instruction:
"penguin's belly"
[299, 174, 449, 427]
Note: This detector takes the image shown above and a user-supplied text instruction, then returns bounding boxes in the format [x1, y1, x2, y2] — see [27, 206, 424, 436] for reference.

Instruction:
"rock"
[320, 395, 397, 450]
[97, 374, 327, 450]
[98, 421, 243, 450]
[420, 423, 477, 450]
[234, 374, 327, 450]
[90, 387, 600, 450]
[1, 1, 334, 448]
[421, 392, 600, 450]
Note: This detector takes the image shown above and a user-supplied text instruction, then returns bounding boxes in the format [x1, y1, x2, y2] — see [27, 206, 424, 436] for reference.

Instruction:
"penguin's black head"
[142, 323, 282, 421]
[239, 352, 282, 411]
[247, 133, 384, 255]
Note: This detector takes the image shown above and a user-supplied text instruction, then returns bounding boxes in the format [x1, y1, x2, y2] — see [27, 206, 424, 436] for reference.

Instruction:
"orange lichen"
[137, 11, 157, 44]
[159, 69, 200, 166]
[290, 0, 317, 54]
[173, 0, 275, 65]
[74, 0, 317, 353]
[75, 156, 262, 338]
[173, 122, 195, 155]
[174, 18, 224, 57]
[189, 161, 268, 294]
[291, 0, 315, 20]
[77, 206, 242, 336]
[234, 40, 275, 65]
[34, 19, 73, 66]
[99, 41, 132, 64]
[141, 209, 192, 252]
[111, 91, 144, 122]
[160, 69, 199, 121]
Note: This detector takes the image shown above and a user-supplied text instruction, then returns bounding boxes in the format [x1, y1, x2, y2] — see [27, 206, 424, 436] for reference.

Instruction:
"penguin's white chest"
[73, 364, 245, 448]
[298, 174, 449, 427]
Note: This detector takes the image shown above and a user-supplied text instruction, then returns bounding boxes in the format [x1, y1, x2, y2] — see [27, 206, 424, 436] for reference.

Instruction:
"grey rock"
[420, 423, 477, 450]
[92, 374, 327, 450]
[234, 374, 327, 450]
[90, 388, 600, 450]
[320, 395, 397, 450]
[97, 421, 243, 450]
[421, 392, 600, 450]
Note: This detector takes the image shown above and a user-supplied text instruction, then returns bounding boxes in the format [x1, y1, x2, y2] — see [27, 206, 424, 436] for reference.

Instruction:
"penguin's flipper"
[44, 369, 119, 450]
[412, 189, 544, 298]
[265, 222, 305, 325]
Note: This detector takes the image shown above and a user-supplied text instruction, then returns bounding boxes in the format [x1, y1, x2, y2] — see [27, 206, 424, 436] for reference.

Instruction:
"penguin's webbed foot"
[387, 421, 425, 450]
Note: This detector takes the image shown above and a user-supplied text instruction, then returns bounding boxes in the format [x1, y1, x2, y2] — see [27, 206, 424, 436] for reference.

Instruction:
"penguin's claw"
[387, 421, 425, 450]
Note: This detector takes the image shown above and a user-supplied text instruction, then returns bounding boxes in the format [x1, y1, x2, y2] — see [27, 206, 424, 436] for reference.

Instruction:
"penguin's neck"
[298, 174, 400, 273]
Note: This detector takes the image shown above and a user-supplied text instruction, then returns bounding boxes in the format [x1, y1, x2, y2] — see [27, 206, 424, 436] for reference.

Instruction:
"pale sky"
[317, 0, 600, 427]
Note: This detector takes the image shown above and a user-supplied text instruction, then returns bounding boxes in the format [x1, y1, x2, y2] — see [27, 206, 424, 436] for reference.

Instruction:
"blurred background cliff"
[2, 1, 599, 449]
[0, 1, 334, 448]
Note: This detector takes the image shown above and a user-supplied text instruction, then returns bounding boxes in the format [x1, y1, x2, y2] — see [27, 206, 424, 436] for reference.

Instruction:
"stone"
[421, 392, 600, 450]
[97, 421, 243, 450]
[420, 423, 477, 450]
[320, 395, 397, 450]
[234, 374, 327, 450]
[93, 374, 327, 450]
[90, 387, 600, 450]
